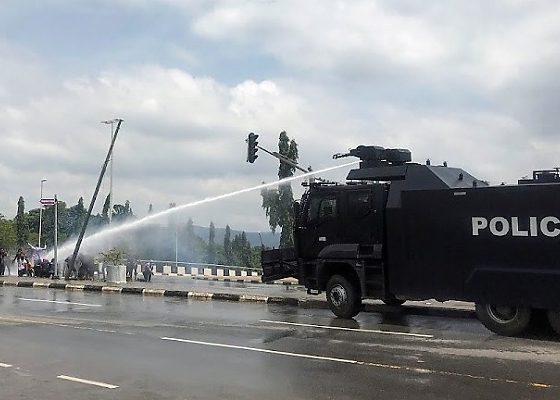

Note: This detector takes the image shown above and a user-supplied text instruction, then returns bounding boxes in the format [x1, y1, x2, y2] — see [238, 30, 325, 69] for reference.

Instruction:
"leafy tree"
[26, 208, 41, 245]
[112, 200, 134, 223]
[261, 131, 299, 248]
[40, 200, 68, 248]
[223, 224, 233, 265]
[0, 214, 16, 250]
[66, 197, 86, 237]
[240, 231, 252, 267]
[99, 247, 127, 266]
[185, 217, 195, 261]
[207, 222, 216, 263]
[232, 231, 252, 267]
[15, 196, 28, 247]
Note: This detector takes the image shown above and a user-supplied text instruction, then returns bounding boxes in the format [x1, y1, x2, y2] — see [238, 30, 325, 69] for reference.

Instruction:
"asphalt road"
[0, 287, 559, 400]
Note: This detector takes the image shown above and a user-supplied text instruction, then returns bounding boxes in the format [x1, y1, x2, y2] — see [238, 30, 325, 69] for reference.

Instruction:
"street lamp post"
[38, 179, 47, 247]
[101, 119, 119, 223]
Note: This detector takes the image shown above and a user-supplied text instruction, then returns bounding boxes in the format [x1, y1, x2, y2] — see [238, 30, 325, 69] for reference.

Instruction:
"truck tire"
[546, 310, 560, 335]
[475, 303, 531, 336]
[326, 275, 361, 319]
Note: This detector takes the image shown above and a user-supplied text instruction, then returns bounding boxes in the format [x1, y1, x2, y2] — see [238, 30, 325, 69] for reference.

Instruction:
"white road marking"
[161, 337, 554, 389]
[162, 337, 358, 364]
[0, 363, 13, 368]
[57, 375, 118, 389]
[18, 298, 101, 307]
[0, 316, 116, 333]
[260, 319, 434, 338]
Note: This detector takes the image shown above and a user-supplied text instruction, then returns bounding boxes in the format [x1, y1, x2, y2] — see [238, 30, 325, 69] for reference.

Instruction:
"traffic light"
[247, 132, 259, 163]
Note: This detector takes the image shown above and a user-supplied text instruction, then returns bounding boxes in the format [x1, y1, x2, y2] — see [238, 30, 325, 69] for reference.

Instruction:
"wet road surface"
[0, 287, 559, 399]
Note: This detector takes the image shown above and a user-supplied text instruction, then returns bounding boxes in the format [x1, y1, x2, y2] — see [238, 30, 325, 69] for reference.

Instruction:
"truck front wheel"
[546, 310, 560, 335]
[326, 275, 361, 319]
[475, 303, 531, 336]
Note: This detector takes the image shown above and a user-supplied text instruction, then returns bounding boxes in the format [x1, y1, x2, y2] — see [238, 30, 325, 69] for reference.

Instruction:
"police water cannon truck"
[260, 145, 560, 336]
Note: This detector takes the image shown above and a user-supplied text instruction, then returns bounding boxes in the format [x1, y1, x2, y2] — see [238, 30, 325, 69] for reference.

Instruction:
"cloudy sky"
[1, 0, 560, 231]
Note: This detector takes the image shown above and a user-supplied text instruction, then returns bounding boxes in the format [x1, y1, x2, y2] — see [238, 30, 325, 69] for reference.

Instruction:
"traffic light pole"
[256, 145, 310, 173]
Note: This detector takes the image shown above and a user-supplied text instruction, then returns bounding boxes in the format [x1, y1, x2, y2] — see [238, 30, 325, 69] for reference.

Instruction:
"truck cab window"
[348, 192, 371, 217]
[308, 196, 337, 222]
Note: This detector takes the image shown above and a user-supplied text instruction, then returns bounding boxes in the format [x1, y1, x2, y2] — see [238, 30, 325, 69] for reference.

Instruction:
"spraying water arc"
[51, 160, 359, 261]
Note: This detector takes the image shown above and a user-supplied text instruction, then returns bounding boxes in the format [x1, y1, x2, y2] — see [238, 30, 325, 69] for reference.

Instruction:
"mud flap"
[261, 248, 298, 282]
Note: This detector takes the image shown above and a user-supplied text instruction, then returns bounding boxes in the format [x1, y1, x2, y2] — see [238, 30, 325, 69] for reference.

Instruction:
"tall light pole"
[101, 119, 119, 223]
[38, 179, 47, 247]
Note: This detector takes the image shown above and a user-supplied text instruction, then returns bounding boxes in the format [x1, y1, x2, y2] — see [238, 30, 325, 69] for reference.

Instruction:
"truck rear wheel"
[326, 275, 361, 319]
[546, 311, 560, 335]
[475, 303, 531, 336]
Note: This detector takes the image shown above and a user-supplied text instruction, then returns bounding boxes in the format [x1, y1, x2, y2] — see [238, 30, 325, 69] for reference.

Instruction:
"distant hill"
[192, 225, 280, 248]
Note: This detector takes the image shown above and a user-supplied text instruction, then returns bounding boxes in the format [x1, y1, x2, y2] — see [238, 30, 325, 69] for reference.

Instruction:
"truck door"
[299, 192, 340, 260]
[343, 188, 378, 245]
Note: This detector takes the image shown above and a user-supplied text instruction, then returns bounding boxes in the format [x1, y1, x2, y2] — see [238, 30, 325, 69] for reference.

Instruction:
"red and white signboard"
[40, 198, 56, 206]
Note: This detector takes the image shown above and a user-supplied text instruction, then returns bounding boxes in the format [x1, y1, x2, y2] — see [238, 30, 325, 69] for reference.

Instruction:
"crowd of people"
[0, 247, 55, 277]
[126, 260, 154, 282]
[0, 246, 155, 282]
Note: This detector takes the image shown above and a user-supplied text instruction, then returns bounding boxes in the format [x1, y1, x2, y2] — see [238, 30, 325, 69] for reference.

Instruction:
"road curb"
[121, 287, 144, 295]
[212, 293, 241, 302]
[0, 278, 476, 319]
[50, 282, 67, 290]
[83, 284, 103, 292]
[163, 290, 188, 298]
[102, 286, 123, 293]
[188, 292, 213, 300]
[143, 288, 166, 296]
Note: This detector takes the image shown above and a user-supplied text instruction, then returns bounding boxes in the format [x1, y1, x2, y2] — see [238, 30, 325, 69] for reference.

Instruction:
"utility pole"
[69, 119, 123, 279]
[54, 195, 58, 277]
[38, 179, 47, 247]
[101, 119, 119, 223]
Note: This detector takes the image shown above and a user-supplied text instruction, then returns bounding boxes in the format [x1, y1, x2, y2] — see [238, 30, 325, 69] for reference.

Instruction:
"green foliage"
[0, 214, 16, 250]
[231, 231, 253, 267]
[99, 247, 127, 266]
[65, 197, 86, 236]
[223, 225, 233, 265]
[3, 196, 265, 269]
[15, 196, 27, 246]
[207, 222, 216, 263]
[185, 217, 195, 261]
[39, 200, 67, 248]
[261, 131, 299, 248]
[112, 200, 134, 223]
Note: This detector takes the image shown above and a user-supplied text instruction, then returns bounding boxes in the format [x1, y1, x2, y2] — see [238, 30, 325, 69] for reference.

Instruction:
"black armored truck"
[261, 145, 560, 336]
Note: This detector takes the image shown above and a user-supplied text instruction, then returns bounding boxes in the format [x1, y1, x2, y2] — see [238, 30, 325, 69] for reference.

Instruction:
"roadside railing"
[137, 259, 262, 278]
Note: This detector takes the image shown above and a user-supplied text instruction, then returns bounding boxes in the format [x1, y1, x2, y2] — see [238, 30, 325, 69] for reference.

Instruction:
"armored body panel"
[387, 183, 560, 310]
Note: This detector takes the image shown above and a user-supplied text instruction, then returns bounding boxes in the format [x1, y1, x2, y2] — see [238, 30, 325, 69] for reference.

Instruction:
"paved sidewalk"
[0, 275, 476, 319]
